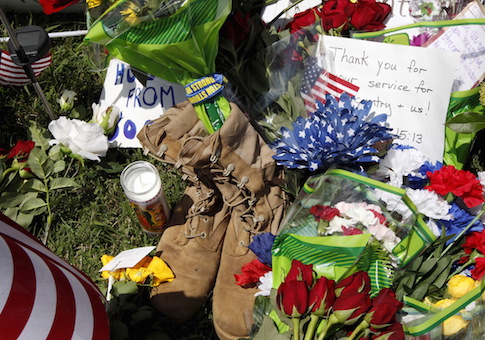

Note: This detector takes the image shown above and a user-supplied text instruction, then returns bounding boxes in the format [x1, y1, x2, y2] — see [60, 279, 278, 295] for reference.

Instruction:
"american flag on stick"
[0, 213, 110, 340]
[0, 50, 52, 86]
[301, 57, 360, 113]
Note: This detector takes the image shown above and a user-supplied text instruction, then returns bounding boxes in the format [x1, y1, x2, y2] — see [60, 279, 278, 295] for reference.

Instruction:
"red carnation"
[234, 259, 271, 287]
[310, 205, 340, 221]
[462, 230, 485, 255]
[425, 165, 485, 208]
[471, 257, 485, 280]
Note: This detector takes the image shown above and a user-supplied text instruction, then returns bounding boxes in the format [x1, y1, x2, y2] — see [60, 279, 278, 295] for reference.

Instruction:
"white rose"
[57, 90, 77, 111]
[48, 116, 109, 162]
[91, 103, 120, 134]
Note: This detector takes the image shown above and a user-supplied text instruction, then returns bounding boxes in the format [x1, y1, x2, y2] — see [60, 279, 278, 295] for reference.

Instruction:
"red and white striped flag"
[0, 213, 110, 340]
[301, 57, 360, 113]
[0, 50, 52, 86]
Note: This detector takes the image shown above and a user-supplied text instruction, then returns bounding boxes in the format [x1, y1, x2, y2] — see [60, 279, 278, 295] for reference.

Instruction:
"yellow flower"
[147, 256, 174, 286]
[442, 315, 468, 336]
[100, 254, 124, 280]
[87, 0, 103, 9]
[434, 298, 457, 309]
[448, 275, 476, 299]
[120, 1, 143, 25]
[126, 267, 152, 284]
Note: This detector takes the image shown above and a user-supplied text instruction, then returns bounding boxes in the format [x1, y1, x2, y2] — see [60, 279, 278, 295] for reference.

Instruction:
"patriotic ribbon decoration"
[0, 50, 52, 86]
[0, 213, 110, 340]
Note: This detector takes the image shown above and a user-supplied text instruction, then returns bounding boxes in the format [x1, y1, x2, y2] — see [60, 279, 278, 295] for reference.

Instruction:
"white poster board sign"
[99, 58, 186, 148]
[317, 35, 460, 162]
[425, 1, 485, 92]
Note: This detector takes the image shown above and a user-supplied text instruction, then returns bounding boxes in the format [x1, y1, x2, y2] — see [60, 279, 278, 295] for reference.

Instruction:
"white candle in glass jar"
[120, 161, 170, 235]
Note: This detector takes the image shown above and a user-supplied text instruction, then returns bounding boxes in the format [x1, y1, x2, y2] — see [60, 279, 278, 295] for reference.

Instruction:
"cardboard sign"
[99, 246, 156, 272]
[424, 1, 485, 92]
[98, 58, 186, 148]
[316, 35, 460, 162]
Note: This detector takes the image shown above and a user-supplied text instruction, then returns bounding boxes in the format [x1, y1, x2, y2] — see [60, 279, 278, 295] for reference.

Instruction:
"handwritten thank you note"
[317, 35, 460, 162]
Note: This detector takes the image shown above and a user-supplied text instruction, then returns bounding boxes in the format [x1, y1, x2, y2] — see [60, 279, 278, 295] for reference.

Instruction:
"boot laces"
[184, 181, 214, 239]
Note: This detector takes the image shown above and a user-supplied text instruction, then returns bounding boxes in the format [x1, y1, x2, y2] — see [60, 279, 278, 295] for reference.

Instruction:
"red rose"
[335, 271, 371, 297]
[462, 230, 485, 255]
[234, 259, 271, 287]
[286, 259, 314, 287]
[364, 288, 403, 329]
[350, 0, 391, 31]
[276, 279, 309, 317]
[332, 291, 372, 325]
[471, 257, 485, 280]
[372, 322, 405, 340]
[425, 165, 485, 208]
[285, 7, 322, 33]
[40, 0, 80, 15]
[309, 276, 336, 317]
[342, 226, 364, 235]
[221, 12, 252, 48]
[7, 140, 35, 162]
[310, 205, 340, 221]
[321, 0, 355, 31]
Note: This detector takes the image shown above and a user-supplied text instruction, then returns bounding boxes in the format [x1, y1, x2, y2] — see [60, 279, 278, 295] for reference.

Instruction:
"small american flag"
[0, 50, 52, 86]
[301, 57, 360, 113]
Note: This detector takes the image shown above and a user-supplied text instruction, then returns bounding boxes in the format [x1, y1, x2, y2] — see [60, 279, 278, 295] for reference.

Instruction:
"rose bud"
[331, 291, 372, 325]
[309, 276, 336, 317]
[364, 288, 403, 330]
[286, 259, 314, 287]
[276, 279, 309, 318]
[335, 271, 371, 297]
[372, 322, 405, 340]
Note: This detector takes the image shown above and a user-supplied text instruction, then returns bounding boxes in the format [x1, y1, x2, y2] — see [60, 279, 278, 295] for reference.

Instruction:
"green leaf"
[253, 316, 291, 340]
[49, 177, 80, 190]
[29, 178, 47, 192]
[53, 160, 66, 173]
[19, 197, 47, 215]
[112, 280, 138, 296]
[0, 192, 27, 208]
[48, 145, 63, 162]
[445, 111, 485, 134]
[28, 122, 50, 151]
[28, 148, 54, 179]
[15, 212, 35, 228]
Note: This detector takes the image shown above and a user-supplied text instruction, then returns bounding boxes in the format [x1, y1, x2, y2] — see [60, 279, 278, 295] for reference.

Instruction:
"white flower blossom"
[57, 90, 77, 111]
[255, 271, 273, 297]
[48, 116, 109, 162]
[374, 147, 429, 187]
[91, 103, 120, 134]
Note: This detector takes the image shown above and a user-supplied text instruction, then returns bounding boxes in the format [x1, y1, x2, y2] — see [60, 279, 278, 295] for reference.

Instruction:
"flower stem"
[292, 317, 301, 340]
[441, 204, 485, 258]
[347, 320, 369, 340]
[317, 313, 338, 340]
[304, 314, 322, 340]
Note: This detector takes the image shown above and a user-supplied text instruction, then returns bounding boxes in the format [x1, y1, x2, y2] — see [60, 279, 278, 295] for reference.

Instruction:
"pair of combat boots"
[137, 100, 288, 339]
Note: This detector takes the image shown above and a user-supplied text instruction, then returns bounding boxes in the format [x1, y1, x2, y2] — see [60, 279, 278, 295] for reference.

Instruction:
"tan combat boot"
[137, 101, 231, 322]
[178, 103, 288, 339]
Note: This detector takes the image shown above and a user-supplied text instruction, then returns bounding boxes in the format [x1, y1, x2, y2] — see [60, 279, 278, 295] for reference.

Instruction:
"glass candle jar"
[120, 161, 170, 235]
